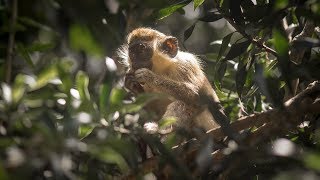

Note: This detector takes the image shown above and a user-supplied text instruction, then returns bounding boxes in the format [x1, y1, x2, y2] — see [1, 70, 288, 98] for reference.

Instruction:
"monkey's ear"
[161, 37, 178, 58]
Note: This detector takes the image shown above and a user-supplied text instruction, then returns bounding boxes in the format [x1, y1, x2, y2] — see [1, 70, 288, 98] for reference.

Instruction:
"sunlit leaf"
[78, 124, 95, 139]
[157, 0, 192, 20]
[110, 88, 126, 106]
[159, 117, 177, 128]
[57, 60, 73, 93]
[69, 24, 103, 57]
[274, 0, 288, 10]
[194, 0, 205, 10]
[31, 64, 58, 90]
[12, 75, 26, 104]
[272, 30, 288, 56]
[76, 71, 90, 101]
[99, 83, 112, 115]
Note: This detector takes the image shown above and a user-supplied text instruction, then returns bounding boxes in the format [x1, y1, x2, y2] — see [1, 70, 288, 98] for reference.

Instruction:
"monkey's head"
[126, 28, 179, 71]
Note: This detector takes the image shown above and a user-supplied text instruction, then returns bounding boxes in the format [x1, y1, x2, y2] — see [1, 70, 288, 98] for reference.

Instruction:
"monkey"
[117, 27, 238, 141]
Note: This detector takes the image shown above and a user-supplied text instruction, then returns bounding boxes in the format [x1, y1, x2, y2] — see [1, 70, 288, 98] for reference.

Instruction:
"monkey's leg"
[161, 101, 199, 132]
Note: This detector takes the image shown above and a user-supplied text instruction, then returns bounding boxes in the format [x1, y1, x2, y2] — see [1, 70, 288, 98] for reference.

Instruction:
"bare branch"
[5, 0, 18, 83]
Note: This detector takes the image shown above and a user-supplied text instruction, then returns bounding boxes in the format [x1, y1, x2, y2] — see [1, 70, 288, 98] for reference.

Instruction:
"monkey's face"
[127, 28, 179, 71]
[128, 40, 153, 70]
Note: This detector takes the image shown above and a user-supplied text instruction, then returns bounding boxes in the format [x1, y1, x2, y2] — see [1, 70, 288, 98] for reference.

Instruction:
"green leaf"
[304, 153, 320, 171]
[159, 117, 177, 128]
[272, 30, 288, 56]
[157, 0, 192, 20]
[78, 124, 95, 139]
[0, 163, 9, 180]
[254, 63, 283, 107]
[16, 43, 35, 68]
[272, 29, 291, 95]
[274, 0, 288, 10]
[90, 147, 129, 173]
[57, 60, 73, 93]
[69, 24, 103, 57]
[184, 23, 196, 42]
[31, 64, 58, 90]
[220, 0, 230, 11]
[216, 60, 228, 83]
[27, 42, 55, 52]
[194, 0, 205, 10]
[12, 75, 26, 104]
[110, 88, 126, 106]
[235, 64, 248, 97]
[76, 71, 90, 101]
[18, 16, 53, 32]
[99, 83, 112, 115]
[218, 32, 234, 60]
[225, 40, 250, 60]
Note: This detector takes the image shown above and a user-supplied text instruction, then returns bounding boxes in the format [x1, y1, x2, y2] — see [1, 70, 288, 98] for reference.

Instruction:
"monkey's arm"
[136, 68, 241, 142]
[135, 68, 201, 104]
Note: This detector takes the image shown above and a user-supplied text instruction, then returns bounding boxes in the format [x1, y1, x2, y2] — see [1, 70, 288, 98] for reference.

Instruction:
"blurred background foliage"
[0, 0, 320, 179]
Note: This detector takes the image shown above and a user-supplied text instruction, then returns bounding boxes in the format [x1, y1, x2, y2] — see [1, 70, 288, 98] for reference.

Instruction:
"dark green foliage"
[1, 0, 320, 179]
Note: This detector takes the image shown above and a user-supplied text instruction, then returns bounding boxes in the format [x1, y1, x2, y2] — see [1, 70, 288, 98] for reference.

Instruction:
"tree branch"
[125, 81, 320, 178]
[5, 0, 18, 83]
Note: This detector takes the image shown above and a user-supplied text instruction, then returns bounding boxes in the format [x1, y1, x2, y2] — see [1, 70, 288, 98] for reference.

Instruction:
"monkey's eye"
[129, 43, 147, 54]
[136, 43, 146, 50]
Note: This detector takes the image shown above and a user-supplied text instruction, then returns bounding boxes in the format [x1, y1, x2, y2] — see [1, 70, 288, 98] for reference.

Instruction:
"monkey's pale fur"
[118, 28, 219, 132]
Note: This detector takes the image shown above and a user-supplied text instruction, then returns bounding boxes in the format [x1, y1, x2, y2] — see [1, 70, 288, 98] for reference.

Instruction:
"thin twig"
[223, 15, 278, 57]
[213, 0, 277, 57]
[5, 0, 18, 83]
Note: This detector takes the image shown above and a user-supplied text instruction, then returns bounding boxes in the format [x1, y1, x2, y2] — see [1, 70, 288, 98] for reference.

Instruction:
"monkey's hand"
[125, 73, 144, 94]
[134, 68, 157, 86]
